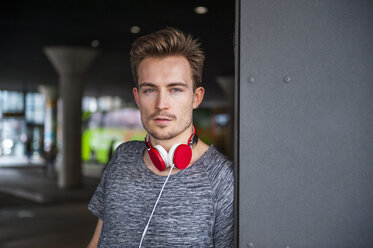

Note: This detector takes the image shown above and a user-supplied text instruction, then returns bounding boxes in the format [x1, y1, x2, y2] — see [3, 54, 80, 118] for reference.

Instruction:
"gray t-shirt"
[88, 141, 234, 248]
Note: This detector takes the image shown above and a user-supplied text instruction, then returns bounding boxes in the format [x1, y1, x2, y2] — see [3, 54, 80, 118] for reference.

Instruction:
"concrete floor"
[0, 193, 97, 248]
[0, 164, 102, 248]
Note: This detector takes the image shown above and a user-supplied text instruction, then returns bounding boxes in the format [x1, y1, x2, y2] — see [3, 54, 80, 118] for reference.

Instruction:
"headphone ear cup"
[170, 144, 192, 170]
[149, 145, 169, 171]
[168, 143, 181, 168]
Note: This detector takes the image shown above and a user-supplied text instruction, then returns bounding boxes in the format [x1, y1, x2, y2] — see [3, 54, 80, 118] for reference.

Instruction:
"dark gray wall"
[238, 1, 373, 247]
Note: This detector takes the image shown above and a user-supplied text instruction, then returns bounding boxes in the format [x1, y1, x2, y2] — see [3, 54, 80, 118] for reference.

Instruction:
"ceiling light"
[194, 6, 208, 14]
[130, 26, 141, 34]
[91, 40, 100, 48]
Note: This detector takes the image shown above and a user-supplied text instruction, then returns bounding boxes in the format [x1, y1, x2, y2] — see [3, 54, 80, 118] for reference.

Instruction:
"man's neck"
[149, 126, 194, 152]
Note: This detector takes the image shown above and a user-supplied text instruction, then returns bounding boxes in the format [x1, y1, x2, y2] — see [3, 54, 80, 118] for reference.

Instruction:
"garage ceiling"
[0, 0, 235, 104]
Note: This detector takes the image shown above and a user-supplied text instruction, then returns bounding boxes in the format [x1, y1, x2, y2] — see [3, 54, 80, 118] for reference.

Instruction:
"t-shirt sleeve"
[88, 144, 121, 220]
[213, 160, 234, 248]
[88, 172, 107, 219]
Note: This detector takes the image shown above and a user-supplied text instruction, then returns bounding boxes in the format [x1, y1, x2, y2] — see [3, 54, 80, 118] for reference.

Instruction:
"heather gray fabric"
[88, 141, 234, 248]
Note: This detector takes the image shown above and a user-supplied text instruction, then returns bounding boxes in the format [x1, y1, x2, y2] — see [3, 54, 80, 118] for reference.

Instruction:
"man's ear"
[133, 87, 139, 107]
[193, 86, 205, 109]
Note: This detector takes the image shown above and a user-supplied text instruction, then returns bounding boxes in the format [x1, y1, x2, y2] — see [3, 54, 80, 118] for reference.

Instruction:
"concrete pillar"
[44, 46, 99, 189]
[38, 85, 58, 152]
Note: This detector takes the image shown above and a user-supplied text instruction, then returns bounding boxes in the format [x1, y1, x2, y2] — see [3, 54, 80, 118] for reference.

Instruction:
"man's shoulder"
[105, 140, 144, 173]
[202, 146, 232, 166]
[111, 140, 144, 162]
[115, 140, 144, 153]
[200, 146, 234, 201]
[201, 146, 233, 178]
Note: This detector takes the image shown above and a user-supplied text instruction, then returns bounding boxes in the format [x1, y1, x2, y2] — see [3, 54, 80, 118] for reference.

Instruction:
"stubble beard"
[142, 111, 193, 141]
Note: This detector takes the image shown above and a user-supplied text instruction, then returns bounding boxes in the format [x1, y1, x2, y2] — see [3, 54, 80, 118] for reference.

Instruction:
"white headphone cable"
[138, 165, 174, 248]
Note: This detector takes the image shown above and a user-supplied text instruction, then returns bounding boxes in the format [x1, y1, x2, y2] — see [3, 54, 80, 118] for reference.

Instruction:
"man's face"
[133, 56, 204, 141]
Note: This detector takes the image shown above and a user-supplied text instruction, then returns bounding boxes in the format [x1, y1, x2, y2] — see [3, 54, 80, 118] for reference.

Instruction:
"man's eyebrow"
[167, 82, 188, 88]
[138, 82, 156, 88]
[139, 82, 189, 88]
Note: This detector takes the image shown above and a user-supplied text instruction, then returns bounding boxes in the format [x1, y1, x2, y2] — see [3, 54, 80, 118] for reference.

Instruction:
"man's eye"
[170, 88, 182, 93]
[143, 89, 155, 94]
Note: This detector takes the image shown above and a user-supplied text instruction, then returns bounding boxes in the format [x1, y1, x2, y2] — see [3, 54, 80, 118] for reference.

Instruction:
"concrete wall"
[237, 1, 373, 247]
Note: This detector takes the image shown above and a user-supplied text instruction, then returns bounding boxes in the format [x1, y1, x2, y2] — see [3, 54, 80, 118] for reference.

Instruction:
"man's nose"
[155, 91, 170, 110]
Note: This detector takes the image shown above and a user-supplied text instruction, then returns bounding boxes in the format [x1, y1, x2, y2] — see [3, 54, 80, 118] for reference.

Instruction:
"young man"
[87, 28, 234, 247]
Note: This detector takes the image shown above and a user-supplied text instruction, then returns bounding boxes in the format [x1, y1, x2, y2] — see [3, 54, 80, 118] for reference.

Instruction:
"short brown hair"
[130, 27, 205, 90]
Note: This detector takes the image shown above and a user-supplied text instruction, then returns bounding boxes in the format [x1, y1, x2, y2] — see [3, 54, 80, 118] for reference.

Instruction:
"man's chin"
[148, 130, 177, 141]
[143, 120, 192, 141]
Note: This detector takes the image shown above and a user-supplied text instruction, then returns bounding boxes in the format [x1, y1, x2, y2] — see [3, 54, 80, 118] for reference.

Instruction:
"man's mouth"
[154, 117, 171, 122]
[153, 115, 175, 124]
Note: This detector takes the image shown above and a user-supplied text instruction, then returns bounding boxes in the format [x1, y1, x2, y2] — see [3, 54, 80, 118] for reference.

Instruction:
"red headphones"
[145, 126, 198, 171]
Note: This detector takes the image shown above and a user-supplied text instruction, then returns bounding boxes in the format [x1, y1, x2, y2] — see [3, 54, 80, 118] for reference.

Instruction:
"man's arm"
[87, 219, 103, 248]
[213, 161, 234, 247]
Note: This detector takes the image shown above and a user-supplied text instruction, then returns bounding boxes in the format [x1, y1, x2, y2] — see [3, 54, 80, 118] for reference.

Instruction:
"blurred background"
[0, 0, 235, 247]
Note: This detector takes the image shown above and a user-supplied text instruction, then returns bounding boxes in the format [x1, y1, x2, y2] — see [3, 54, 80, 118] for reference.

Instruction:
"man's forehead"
[138, 55, 190, 69]
[137, 56, 193, 85]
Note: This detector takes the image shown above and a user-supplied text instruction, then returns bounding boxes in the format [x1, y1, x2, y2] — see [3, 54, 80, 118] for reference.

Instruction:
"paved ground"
[0, 167, 101, 204]
[0, 193, 97, 248]
[0, 161, 103, 248]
